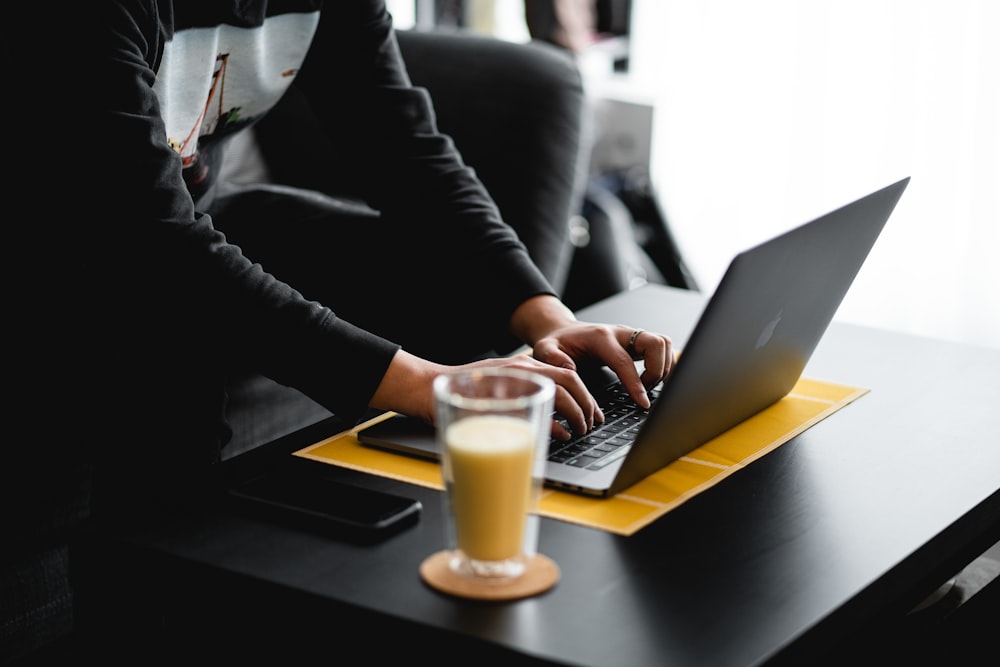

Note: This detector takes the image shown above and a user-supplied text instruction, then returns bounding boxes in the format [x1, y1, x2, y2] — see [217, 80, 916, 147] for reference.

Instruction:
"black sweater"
[103, 0, 552, 425]
[6, 0, 553, 527]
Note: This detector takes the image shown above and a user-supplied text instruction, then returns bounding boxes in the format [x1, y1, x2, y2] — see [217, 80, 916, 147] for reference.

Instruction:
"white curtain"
[628, 0, 999, 349]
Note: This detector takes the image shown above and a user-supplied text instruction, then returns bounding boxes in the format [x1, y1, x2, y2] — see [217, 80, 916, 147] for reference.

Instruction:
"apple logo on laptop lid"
[756, 310, 783, 349]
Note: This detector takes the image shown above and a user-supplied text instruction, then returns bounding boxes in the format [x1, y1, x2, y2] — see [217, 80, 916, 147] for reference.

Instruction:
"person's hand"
[370, 349, 603, 439]
[530, 320, 674, 428]
[372, 295, 674, 442]
[507, 295, 674, 440]
[450, 354, 603, 440]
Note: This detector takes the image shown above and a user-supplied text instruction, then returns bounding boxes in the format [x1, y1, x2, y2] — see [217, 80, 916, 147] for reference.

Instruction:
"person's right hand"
[368, 349, 602, 440]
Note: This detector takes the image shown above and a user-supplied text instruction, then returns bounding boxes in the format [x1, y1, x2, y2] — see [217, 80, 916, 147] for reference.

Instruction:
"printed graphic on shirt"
[153, 11, 319, 179]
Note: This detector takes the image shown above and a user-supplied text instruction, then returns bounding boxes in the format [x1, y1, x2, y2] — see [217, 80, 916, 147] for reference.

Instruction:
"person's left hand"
[508, 294, 673, 440]
[530, 320, 674, 410]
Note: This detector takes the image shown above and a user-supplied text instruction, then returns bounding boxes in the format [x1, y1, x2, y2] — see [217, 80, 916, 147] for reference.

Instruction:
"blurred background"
[389, 0, 999, 351]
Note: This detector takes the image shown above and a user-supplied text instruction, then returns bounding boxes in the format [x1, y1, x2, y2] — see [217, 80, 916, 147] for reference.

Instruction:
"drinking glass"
[434, 367, 555, 581]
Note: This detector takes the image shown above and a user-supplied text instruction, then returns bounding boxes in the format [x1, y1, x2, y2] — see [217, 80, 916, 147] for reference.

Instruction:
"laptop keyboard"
[548, 381, 661, 470]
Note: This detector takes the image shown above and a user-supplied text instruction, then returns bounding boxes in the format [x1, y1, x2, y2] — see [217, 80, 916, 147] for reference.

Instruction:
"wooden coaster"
[420, 550, 559, 601]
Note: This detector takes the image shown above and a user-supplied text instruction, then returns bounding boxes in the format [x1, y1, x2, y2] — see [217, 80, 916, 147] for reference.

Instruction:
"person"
[92, 0, 673, 487]
[8, 0, 673, 657]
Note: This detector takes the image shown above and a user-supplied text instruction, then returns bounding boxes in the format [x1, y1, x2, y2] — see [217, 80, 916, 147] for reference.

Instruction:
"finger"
[549, 416, 572, 442]
[632, 330, 662, 380]
[634, 331, 673, 388]
[509, 357, 602, 435]
[531, 339, 576, 371]
[599, 326, 650, 408]
[554, 379, 601, 435]
[605, 327, 673, 407]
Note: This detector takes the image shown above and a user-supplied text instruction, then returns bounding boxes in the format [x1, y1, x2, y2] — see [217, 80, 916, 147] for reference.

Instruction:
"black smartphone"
[228, 465, 421, 541]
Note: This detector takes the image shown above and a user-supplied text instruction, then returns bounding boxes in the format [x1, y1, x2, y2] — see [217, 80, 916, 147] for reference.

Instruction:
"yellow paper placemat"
[295, 377, 867, 536]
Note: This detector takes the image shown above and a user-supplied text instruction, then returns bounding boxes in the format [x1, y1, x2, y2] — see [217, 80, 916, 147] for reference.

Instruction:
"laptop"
[358, 177, 910, 497]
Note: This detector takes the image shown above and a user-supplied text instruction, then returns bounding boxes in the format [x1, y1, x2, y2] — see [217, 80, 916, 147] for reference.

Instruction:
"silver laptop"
[359, 178, 910, 497]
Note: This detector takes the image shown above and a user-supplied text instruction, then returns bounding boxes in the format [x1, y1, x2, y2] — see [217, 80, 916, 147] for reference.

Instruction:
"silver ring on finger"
[627, 329, 644, 358]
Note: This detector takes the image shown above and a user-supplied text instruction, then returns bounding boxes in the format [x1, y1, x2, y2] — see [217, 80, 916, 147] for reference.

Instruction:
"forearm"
[368, 294, 577, 423]
[368, 349, 448, 424]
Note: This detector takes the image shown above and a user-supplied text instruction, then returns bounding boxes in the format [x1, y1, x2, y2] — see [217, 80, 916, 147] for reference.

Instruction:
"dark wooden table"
[115, 284, 1000, 665]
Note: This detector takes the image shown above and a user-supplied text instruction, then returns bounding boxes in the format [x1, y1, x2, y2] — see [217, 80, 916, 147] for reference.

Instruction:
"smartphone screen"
[229, 466, 421, 539]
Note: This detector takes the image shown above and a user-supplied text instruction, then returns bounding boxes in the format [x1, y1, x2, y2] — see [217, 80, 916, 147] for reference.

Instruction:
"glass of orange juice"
[434, 368, 555, 582]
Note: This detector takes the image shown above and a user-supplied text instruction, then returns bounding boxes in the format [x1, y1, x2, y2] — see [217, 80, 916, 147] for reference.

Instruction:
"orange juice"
[445, 415, 537, 562]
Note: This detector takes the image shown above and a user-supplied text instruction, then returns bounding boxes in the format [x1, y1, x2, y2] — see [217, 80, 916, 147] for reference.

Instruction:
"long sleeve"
[97, 0, 402, 425]
[90, 0, 556, 431]
[294, 2, 557, 328]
